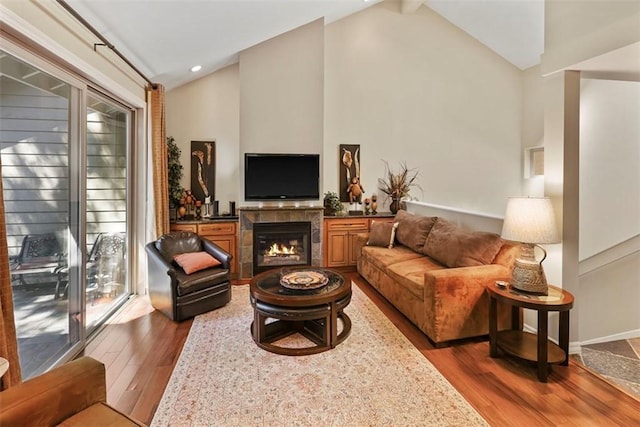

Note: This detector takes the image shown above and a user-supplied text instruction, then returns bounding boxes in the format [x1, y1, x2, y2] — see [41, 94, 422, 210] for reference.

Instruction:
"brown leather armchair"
[145, 231, 232, 321]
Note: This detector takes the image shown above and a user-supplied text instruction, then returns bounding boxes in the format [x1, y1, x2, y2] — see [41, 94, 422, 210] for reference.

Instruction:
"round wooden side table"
[488, 283, 574, 382]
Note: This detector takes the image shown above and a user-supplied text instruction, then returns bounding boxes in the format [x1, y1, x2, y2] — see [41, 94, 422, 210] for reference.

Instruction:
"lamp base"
[511, 244, 549, 295]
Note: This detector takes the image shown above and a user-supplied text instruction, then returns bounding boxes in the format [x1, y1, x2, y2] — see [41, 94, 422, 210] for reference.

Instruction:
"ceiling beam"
[401, 0, 424, 14]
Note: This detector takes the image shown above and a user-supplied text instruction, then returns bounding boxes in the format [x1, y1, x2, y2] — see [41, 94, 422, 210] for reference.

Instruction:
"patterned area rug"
[151, 284, 487, 426]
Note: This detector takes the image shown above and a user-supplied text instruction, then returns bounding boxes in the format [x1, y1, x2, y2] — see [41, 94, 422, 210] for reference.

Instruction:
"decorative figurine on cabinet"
[347, 176, 364, 204]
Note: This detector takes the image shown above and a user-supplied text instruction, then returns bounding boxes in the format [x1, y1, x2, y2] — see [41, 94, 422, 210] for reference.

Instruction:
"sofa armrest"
[354, 232, 369, 272]
[354, 233, 369, 254]
[0, 357, 106, 427]
[423, 264, 512, 343]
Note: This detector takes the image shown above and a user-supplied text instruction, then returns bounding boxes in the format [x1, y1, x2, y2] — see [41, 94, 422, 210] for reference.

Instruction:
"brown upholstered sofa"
[356, 210, 519, 346]
[0, 357, 145, 426]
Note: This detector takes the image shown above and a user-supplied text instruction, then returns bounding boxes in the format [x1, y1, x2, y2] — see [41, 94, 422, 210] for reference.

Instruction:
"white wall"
[579, 78, 640, 259]
[166, 3, 524, 216]
[165, 64, 240, 210]
[543, 0, 640, 347]
[239, 18, 324, 203]
[542, 0, 640, 76]
[522, 65, 545, 197]
[579, 253, 640, 343]
[324, 2, 523, 216]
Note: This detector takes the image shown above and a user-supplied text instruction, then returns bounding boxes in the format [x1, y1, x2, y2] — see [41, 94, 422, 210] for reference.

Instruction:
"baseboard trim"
[522, 324, 582, 355]
[580, 329, 640, 346]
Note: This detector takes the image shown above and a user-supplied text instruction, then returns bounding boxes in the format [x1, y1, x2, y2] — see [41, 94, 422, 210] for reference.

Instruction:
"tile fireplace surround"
[239, 206, 324, 279]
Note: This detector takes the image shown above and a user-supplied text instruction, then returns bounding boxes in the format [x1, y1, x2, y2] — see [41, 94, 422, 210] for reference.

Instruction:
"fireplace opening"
[253, 222, 311, 275]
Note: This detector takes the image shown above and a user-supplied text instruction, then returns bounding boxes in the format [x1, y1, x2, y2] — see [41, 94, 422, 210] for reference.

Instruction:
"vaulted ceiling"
[66, 0, 544, 90]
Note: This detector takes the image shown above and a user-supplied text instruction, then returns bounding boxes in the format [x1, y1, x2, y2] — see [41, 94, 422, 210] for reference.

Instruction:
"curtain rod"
[56, 0, 158, 90]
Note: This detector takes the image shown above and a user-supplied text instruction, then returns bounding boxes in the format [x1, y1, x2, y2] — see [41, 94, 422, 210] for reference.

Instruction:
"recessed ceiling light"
[190, 65, 202, 72]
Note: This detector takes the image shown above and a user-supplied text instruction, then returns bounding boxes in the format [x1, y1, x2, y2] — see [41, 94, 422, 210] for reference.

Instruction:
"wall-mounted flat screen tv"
[245, 153, 320, 201]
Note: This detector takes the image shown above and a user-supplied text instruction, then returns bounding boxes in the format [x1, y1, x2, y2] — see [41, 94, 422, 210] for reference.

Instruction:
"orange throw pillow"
[173, 251, 221, 274]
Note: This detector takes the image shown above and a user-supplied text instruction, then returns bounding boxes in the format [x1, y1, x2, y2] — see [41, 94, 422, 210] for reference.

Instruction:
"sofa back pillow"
[422, 218, 504, 267]
[367, 221, 399, 248]
[394, 210, 437, 253]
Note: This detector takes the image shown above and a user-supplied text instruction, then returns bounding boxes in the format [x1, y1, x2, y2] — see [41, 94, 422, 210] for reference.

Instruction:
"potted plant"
[378, 161, 421, 213]
[323, 191, 343, 216]
[167, 136, 185, 208]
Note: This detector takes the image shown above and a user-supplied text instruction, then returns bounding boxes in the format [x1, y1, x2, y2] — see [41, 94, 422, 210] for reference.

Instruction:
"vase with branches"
[167, 136, 184, 207]
[378, 161, 421, 214]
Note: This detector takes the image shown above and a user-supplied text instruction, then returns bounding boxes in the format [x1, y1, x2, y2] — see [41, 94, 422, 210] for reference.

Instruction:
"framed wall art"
[339, 144, 362, 203]
[190, 140, 215, 203]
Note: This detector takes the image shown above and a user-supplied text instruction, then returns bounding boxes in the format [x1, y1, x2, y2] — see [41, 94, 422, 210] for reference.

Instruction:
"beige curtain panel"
[149, 84, 169, 238]
[0, 159, 22, 389]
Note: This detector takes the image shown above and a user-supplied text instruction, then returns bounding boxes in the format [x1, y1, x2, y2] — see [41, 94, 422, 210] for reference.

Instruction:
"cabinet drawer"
[170, 224, 197, 233]
[198, 222, 236, 236]
[325, 218, 369, 231]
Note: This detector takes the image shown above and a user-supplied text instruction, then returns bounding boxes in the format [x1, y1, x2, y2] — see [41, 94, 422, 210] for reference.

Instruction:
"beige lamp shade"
[501, 197, 560, 244]
[501, 197, 560, 294]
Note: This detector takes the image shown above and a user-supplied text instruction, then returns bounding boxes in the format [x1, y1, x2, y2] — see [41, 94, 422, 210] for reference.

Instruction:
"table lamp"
[501, 197, 560, 295]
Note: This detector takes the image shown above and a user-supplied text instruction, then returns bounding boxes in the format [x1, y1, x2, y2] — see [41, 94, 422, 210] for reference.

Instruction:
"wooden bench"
[10, 233, 64, 291]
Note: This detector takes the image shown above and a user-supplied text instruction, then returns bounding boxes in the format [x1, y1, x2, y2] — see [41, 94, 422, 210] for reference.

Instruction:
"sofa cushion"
[386, 257, 446, 300]
[367, 221, 399, 248]
[174, 251, 221, 274]
[423, 218, 504, 268]
[394, 210, 437, 253]
[360, 245, 423, 271]
[59, 402, 145, 426]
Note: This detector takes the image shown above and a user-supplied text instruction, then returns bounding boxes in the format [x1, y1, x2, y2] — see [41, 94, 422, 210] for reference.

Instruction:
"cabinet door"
[197, 222, 238, 275]
[326, 231, 349, 267]
[201, 235, 237, 274]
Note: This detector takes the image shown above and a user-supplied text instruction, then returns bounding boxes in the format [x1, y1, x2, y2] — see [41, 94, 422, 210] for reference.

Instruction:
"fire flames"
[266, 243, 297, 257]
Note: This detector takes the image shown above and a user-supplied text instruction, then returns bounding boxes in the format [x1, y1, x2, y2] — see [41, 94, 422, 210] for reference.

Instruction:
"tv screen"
[245, 153, 320, 201]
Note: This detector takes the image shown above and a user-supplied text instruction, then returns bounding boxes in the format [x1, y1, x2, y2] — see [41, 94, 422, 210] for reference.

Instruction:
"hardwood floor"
[80, 294, 193, 424]
[84, 272, 640, 426]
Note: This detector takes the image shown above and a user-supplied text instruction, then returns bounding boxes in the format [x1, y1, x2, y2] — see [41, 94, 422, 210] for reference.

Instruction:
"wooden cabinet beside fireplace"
[170, 221, 238, 276]
[323, 216, 394, 269]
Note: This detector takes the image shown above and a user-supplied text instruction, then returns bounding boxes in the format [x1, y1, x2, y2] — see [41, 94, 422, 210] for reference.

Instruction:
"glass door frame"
[85, 88, 135, 336]
[1, 34, 136, 371]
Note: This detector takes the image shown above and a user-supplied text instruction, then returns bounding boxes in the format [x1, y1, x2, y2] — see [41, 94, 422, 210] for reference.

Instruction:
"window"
[525, 147, 544, 178]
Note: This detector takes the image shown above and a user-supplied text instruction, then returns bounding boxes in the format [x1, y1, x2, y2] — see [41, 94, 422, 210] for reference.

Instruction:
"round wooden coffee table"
[250, 267, 352, 356]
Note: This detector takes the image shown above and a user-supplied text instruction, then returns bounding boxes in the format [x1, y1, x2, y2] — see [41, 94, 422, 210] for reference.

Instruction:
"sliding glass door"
[85, 93, 130, 332]
[1, 48, 132, 378]
[1, 51, 79, 378]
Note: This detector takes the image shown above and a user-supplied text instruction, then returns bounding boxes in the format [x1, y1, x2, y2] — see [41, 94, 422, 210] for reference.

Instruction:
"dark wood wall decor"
[339, 144, 361, 203]
[190, 140, 215, 203]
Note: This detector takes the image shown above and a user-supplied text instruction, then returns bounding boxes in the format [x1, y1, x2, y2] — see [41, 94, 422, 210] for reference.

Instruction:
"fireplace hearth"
[253, 222, 311, 275]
